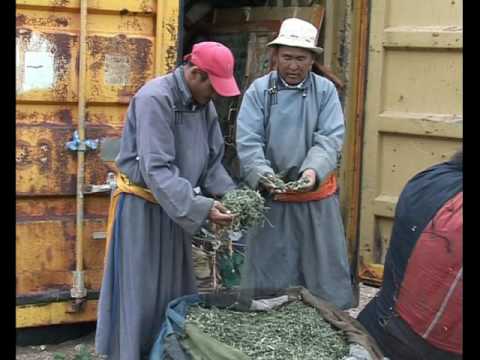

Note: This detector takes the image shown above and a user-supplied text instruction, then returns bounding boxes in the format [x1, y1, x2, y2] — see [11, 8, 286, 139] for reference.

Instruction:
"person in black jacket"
[358, 149, 463, 360]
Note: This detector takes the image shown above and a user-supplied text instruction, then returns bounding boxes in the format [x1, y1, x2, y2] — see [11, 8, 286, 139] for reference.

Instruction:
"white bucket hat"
[267, 18, 323, 55]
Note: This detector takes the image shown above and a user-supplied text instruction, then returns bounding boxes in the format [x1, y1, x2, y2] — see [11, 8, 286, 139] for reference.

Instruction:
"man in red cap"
[95, 41, 240, 360]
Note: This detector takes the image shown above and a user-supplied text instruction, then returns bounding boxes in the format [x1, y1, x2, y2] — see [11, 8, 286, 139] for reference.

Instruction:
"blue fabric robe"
[95, 66, 236, 360]
[236, 71, 354, 309]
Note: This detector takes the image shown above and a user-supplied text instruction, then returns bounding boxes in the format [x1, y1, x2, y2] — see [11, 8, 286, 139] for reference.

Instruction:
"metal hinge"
[66, 130, 99, 152]
[82, 172, 117, 194]
[92, 231, 107, 240]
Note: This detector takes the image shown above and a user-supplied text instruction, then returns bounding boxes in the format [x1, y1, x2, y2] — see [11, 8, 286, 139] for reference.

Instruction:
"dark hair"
[450, 148, 463, 170]
[186, 61, 209, 81]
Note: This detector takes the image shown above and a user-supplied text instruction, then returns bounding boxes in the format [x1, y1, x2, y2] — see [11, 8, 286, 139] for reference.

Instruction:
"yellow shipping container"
[16, 0, 179, 328]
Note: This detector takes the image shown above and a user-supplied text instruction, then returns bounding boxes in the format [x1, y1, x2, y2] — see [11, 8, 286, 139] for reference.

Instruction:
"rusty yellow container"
[16, 0, 179, 328]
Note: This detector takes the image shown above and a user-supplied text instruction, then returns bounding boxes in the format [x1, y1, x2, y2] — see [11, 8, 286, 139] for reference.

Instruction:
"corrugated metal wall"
[357, 0, 462, 284]
[16, 0, 179, 327]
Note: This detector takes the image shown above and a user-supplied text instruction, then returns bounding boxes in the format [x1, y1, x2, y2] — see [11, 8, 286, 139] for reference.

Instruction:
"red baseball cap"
[184, 42, 241, 97]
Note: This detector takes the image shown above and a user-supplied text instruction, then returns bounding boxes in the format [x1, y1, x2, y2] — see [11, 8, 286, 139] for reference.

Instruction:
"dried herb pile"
[259, 174, 310, 192]
[186, 300, 349, 359]
[221, 187, 270, 233]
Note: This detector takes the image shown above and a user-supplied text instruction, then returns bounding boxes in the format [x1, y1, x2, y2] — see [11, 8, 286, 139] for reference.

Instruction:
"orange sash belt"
[273, 173, 337, 203]
[105, 173, 157, 262]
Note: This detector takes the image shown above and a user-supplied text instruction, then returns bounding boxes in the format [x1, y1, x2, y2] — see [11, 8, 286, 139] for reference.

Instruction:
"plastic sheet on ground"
[149, 287, 386, 360]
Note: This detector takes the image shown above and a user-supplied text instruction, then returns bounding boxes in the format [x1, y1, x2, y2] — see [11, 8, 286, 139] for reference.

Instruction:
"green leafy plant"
[220, 187, 270, 233]
[73, 344, 92, 360]
[259, 173, 310, 192]
[187, 300, 349, 359]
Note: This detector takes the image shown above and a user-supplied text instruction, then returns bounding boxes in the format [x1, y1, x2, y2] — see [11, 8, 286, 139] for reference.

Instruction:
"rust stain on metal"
[86, 108, 127, 127]
[116, 89, 133, 104]
[129, 37, 154, 80]
[15, 2, 157, 312]
[56, 129, 75, 194]
[16, 27, 32, 39]
[16, 14, 70, 28]
[46, 247, 53, 263]
[16, 140, 33, 168]
[16, 138, 53, 176]
[57, 109, 73, 125]
[51, 0, 70, 7]
[55, 17, 69, 27]
[38, 141, 52, 173]
[16, 28, 77, 100]
[88, 34, 153, 101]
[15, 108, 68, 126]
[17, 124, 119, 196]
[17, 197, 110, 222]
[119, 15, 144, 33]
[84, 126, 119, 186]
[44, 32, 76, 101]
[140, 0, 154, 14]
[17, 127, 74, 195]
[165, 22, 176, 41]
[16, 14, 26, 27]
[165, 45, 177, 73]
[164, 15, 178, 72]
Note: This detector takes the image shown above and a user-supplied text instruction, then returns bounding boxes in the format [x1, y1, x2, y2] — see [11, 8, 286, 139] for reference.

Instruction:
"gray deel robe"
[236, 71, 354, 310]
[95, 66, 236, 360]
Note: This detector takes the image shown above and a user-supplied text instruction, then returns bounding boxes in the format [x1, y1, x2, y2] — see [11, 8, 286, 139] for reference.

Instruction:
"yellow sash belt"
[105, 173, 158, 261]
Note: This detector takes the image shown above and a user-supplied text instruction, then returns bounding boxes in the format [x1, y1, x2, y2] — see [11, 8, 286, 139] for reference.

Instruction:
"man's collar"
[174, 66, 196, 108]
[278, 74, 309, 89]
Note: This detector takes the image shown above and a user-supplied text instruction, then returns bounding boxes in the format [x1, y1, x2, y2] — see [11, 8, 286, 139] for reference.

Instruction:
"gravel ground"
[348, 283, 380, 318]
[16, 283, 379, 360]
[16, 333, 105, 360]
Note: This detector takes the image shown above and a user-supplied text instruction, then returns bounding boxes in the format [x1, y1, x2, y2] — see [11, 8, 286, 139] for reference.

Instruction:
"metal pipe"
[155, 0, 180, 76]
[348, 0, 370, 279]
[71, 0, 88, 300]
[323, 0, 335, 68]
[155, 0, 167, 76]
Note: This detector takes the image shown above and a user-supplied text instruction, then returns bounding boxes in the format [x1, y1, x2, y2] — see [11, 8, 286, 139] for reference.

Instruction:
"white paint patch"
[16, 32, 55, 94]
[104, 54, 130, 85]
[16, 38, 22, 94]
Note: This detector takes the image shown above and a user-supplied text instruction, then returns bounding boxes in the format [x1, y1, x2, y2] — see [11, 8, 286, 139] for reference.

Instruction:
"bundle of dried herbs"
[186, 300, 350, 359]
[259, 173, 311, 192]
[220, 187, 270, 233]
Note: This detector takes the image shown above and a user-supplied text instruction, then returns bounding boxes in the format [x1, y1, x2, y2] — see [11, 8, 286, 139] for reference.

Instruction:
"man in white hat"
[236, 18, 354, 309]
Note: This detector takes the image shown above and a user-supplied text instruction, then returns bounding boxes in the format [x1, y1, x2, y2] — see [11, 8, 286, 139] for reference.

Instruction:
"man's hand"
[297, 169, 317, 192]
[259, 174, 275, 193]
[208, 200, 235, 226]
[259, 173, 284, 194]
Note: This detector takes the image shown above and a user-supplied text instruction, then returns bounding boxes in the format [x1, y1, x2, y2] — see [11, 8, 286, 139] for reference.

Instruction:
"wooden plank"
[378, 111, 462, 139]
[358, 0, 388, 267]
[373, 195, 398, 218]
[383, 26, 462, 49]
